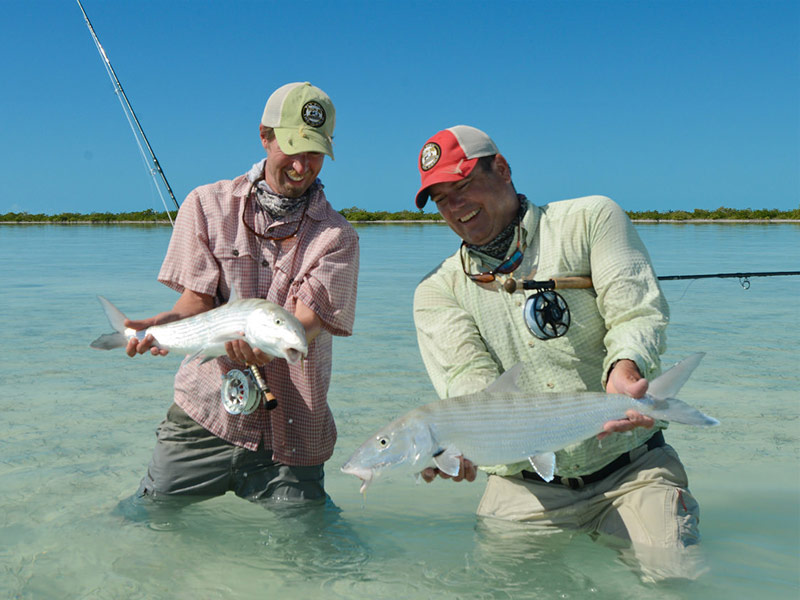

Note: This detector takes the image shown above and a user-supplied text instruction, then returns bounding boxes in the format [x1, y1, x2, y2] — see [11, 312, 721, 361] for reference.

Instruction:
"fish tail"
[640, 396, 720, 427]
[637, 353, 719, 427]
[90, 296, 129, 350]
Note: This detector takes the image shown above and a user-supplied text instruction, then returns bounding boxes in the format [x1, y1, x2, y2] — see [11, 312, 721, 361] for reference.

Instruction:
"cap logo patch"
[302, 101, 326, 128]
[420, 142, 441, 171]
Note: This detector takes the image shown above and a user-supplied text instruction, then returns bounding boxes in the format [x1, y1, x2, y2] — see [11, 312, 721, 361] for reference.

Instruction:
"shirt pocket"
[215, 246, 271, 300]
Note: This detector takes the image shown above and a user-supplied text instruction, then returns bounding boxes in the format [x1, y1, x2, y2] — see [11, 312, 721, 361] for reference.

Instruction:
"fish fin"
[228, 287, 240, 303]
[90, 296, 129, 349]
[185, 350, 204, 363]
[432, 447, 463, 477]
[484, 363, 525, 395]
[528, 452, 556, 482]
[647, 353, 705, 400]
[90, 332, 127, 350]
[184, 348, 223, 364]
[207, 331, 246, 346]
[185, 332, 246, 362]
[97, 296, 127, 332]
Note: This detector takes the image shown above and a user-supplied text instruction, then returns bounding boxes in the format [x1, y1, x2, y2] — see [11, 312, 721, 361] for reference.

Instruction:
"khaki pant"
[476, 444, 700, 549]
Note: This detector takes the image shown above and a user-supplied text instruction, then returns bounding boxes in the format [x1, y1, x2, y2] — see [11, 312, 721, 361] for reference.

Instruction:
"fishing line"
[76, 0, 180, 224]
[668, 278, 699, 304]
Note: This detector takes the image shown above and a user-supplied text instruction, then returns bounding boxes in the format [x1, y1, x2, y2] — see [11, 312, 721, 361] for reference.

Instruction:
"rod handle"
[503, 276, 594, 294]
[551, 276, 594, 289]
[247, 364, 278, 411]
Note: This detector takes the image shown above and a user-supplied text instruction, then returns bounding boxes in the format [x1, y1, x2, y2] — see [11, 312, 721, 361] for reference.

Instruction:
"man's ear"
[259, 125, 271, 151]
[493, 154, 512, 183]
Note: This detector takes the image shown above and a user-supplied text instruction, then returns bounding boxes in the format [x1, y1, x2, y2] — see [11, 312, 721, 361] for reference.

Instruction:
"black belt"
[521, 430, 665, 490]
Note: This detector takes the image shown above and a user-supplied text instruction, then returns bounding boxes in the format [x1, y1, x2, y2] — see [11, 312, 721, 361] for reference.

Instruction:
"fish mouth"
[341, 463, 374, 494]
[284, 346, 308, 365]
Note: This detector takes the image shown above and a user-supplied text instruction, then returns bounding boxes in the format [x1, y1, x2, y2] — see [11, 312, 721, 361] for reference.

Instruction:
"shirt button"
[232, 249, 239, 256]
[261, 259, 268, 267]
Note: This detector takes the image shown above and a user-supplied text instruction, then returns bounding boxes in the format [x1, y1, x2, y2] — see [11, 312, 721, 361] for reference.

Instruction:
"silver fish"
[341, 353, 718, 493]
[90, 296, 308, 364]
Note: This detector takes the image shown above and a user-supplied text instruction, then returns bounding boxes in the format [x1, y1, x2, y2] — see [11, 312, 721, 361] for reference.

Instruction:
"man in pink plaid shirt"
[124, 82, 359, 507]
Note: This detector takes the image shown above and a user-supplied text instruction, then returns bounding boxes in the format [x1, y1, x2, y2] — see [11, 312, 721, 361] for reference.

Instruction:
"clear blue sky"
[2, 0, 798, 215]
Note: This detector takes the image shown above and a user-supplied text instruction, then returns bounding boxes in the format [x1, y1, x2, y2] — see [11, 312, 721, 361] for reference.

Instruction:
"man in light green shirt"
[412, 126, 702, 566]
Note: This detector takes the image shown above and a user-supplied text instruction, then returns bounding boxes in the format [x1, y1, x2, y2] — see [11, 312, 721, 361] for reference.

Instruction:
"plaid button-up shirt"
[413, 195, 669, 478]
[158, 170, 359, 466]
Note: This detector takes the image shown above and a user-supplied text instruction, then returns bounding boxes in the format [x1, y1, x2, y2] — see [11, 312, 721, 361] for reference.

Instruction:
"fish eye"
[275, 318, 283, 326]
[377, 436, 389, 447]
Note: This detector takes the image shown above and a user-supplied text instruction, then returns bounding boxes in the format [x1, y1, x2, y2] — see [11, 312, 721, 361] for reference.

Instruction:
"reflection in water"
[111, 494, 374, 598]
[473, 516, 709, 596]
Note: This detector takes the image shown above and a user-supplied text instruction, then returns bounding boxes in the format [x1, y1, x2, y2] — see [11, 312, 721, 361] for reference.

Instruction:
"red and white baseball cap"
[415, 125, 499, 208]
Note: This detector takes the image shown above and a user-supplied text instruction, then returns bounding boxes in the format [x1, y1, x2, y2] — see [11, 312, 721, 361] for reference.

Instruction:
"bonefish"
[341, 354, 718, 493]
[90, 295, 307, 364]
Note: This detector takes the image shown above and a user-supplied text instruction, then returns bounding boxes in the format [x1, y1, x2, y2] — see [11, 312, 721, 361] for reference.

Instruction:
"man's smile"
[459, 208, 480, 223]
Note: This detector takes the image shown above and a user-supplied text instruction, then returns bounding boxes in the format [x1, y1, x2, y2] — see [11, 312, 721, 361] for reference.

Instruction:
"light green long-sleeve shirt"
[413, 195, 669, 477]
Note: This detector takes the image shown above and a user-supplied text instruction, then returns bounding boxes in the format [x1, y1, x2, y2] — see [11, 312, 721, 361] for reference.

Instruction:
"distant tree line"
[337, 207, 444, 221]
[1, 206, 798, 223]
[0, 208, 178, 223]
[626, 207, 800, 221]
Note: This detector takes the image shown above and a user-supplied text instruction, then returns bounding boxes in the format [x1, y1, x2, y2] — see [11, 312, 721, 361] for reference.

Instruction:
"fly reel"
[220, 369, 261, 415]
[523, 291, 571, 340]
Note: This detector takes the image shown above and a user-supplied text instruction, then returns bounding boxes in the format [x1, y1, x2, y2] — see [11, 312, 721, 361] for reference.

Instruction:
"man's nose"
[292, 154, 310, 173]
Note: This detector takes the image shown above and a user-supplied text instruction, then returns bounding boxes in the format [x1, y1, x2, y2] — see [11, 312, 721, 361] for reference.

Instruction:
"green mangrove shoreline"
[1, 206, 799, 224]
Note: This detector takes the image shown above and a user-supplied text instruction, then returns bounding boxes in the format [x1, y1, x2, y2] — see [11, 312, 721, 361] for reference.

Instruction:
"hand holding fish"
[420, 456, 478, 484]
[599, 359, 654, 440]
[91, 292, 308, 365]
[124, 313, 175, 357]
[224, 339, 273, 367]
[341, 354, 718, 494]
[124, 289, 215, 357]
[415, 360, 653, 484]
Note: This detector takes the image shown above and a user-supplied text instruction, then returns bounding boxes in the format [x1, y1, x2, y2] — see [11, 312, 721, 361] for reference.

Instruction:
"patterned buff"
[246, 159, 321, 219]
[466, 195, 529, 259]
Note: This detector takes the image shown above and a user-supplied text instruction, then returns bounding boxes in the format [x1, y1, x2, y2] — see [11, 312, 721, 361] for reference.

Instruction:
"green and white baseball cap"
[261, 82, 335, 158]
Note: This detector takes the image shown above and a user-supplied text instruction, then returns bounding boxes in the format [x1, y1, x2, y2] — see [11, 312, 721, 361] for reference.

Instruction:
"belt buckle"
[561, 476, 584, 490]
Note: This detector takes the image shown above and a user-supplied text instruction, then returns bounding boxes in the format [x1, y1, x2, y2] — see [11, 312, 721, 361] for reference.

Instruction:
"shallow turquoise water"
[1, 222, 798, 599]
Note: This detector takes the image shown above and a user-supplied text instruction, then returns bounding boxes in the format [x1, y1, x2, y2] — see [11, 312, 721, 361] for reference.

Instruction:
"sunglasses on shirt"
[460, 221, 524, 283]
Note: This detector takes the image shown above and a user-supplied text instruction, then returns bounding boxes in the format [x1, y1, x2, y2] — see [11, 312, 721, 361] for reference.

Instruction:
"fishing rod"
[76, 0, 180, 224]
[77, 2, 280, 415]
[503, 271, 800, 340]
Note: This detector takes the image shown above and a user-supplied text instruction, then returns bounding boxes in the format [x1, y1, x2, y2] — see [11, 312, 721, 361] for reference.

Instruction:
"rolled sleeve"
[295, 226, 359, 338]
[158, 191, 221, 297]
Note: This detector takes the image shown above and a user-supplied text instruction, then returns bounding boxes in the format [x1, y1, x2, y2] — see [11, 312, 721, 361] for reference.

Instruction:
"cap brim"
[274, 128, 334, 159]
[415, 160, 478, 208]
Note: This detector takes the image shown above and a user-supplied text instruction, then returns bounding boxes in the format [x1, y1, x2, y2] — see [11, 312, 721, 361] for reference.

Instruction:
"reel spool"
[523, 291, 571, 340]
[220, 369, 261, 415]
